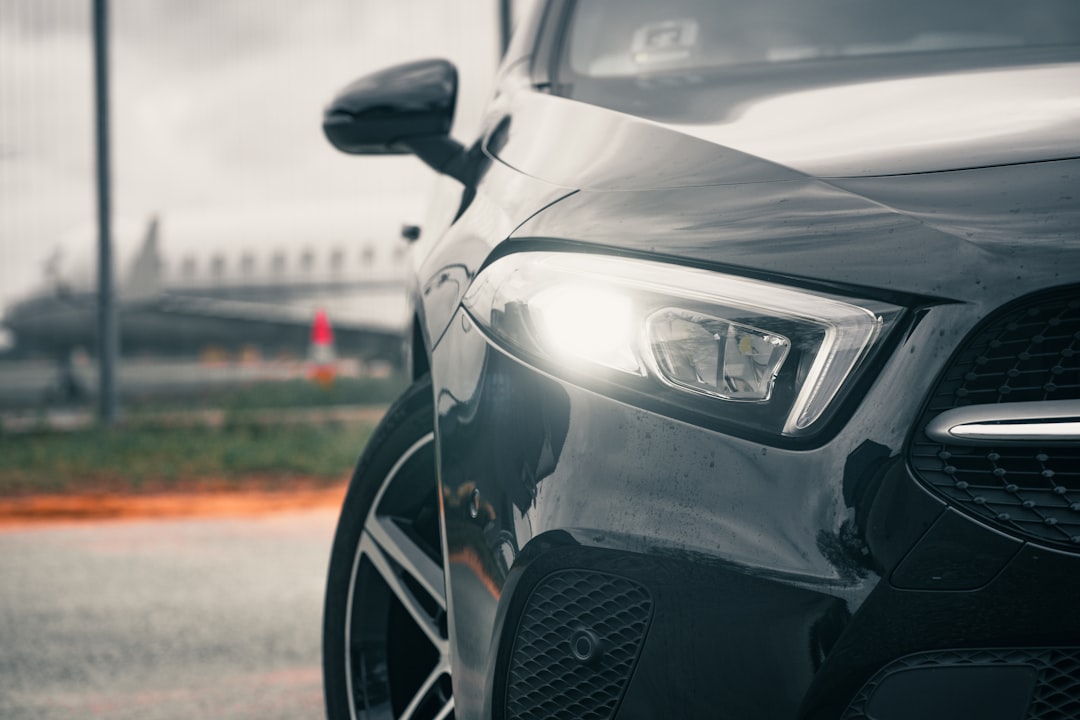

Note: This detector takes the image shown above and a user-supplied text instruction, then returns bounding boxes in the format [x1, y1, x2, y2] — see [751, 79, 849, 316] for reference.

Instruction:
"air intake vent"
[504, 570, 652, 720]
[910, 288, 1080, 549]
[842, 647, 1080, 720]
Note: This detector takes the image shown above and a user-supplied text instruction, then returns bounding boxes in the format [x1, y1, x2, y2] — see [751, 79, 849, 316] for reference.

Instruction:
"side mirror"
[323, 59, 470, 184]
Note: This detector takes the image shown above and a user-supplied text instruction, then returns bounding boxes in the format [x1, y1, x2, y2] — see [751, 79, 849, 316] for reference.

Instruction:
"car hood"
[487, 49, 1078, 306]
[662, 59, 1080, 177]
[509, 157, 1080, 305]
[488, 47, 1080, 186]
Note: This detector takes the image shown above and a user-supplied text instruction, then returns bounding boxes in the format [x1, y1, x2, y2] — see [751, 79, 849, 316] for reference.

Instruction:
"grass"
[0, 419, 376, 496]
[126, 376, 408, 413]
[0, 375, 404, 496]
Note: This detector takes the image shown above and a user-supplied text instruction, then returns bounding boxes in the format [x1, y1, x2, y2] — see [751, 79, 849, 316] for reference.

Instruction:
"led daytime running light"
[463, 252, 899, 436]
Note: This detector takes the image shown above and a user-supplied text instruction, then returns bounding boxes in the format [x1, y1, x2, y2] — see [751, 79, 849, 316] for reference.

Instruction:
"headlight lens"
[462, 252, 902, 437]
[647, 308, 791, 402]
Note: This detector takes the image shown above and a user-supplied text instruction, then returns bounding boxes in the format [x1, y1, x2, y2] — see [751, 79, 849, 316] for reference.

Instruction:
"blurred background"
[0, 0, 513, 419]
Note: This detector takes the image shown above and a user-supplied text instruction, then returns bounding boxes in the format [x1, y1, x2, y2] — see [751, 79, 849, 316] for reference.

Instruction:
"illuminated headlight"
[462, 252, 902, 437]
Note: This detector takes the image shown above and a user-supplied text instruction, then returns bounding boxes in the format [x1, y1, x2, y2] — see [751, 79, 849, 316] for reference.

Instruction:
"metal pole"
[93, 0, 118, 424]
[499, 0, 512, 57]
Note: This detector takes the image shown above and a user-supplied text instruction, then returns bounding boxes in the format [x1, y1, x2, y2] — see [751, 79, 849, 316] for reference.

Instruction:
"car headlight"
[462, 251, 902, 438]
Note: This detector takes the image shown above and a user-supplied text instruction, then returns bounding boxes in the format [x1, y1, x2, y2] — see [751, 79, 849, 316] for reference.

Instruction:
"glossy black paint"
[432, 303, 1080, 719]
[479, 539, 849, 720]
[554, 46, 1080, 178]
[414, 78, 1080, 362]
[322, 58, 463, 174]
[428, 76, 1077, 720]
[510, 162, 1080, 305]
[329, 3, 1080, 717]
[441, 82, 1076, 720]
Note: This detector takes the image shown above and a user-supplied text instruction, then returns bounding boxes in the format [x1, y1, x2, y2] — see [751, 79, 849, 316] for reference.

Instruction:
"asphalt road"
[0, 508, 340, 719]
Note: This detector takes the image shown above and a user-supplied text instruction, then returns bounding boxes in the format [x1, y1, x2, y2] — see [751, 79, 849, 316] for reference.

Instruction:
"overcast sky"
[0, 0, 501, 320]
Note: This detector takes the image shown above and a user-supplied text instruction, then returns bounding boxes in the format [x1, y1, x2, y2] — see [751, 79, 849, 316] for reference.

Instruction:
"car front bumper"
[430, 297, 1080, 720]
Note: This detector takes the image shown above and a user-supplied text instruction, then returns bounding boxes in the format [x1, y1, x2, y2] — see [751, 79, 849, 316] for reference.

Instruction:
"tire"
[323, 375, 453, 720]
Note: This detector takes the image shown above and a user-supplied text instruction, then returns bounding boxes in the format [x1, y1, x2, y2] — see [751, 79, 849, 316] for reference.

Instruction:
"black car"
[318, 2, 1080, 718]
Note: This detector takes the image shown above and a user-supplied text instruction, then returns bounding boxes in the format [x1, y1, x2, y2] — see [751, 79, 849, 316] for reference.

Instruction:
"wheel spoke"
[433, 698, 454, 720]
[359, 533, 447, 651]
[341, 422, 452, 720]
[397, 663, 452, 720]
[366, 433, 435, 526]
[368, 514, 446, 610]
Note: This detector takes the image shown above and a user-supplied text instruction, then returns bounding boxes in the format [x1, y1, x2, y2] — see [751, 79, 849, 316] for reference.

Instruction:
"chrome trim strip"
[926, 399, 1080, 445]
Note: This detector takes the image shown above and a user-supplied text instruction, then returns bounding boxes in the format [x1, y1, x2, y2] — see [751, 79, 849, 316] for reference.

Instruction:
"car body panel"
[391, 5, 1080, 719]
[431, 295, 1080, 719]
[415, 68, 1079, 356]
[500, 48, 1080, 184]
[511, 159, 1080, 305]
[483, 90, 806, 190]
[659, 52, 1080, 178]
[413, 147, 576, 358]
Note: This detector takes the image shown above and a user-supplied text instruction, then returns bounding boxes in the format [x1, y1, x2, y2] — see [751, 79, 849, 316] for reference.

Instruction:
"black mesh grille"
[910, 289, 1080, 549]
[842, 647, 1080, 720]
[504, 570, 652, 720]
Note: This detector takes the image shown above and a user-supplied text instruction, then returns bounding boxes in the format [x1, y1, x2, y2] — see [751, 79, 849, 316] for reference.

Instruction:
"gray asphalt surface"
[0, 508, 339, 719]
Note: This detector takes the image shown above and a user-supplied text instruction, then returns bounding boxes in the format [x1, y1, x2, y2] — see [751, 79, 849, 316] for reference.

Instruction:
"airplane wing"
[4, 290, 405, 362]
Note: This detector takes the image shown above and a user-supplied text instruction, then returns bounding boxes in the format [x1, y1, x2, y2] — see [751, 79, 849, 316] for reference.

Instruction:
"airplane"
[1, 202, 419, 367]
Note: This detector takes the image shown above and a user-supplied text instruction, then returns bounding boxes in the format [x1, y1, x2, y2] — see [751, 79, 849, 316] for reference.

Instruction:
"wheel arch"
[410, 314, 430, 382]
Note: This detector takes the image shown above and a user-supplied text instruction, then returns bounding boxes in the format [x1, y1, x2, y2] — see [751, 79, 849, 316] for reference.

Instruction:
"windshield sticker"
[631, 19, 700, 67]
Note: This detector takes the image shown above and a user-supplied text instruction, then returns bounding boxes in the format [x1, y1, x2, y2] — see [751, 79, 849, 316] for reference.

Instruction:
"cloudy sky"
[0, 0, 503, 323]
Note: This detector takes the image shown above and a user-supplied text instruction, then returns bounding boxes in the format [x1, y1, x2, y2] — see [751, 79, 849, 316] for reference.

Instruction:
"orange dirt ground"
[0, 477, 349, 529]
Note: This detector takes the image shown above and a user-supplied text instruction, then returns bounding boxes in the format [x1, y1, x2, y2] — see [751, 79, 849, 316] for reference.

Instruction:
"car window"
[556, 0, 1080, 121]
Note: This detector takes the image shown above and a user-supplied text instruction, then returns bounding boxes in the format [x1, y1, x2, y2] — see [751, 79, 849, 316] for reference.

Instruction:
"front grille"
[910, 289, 1080, 549]
[842, 647, 1080, 720]
[504, 570, 652, 720]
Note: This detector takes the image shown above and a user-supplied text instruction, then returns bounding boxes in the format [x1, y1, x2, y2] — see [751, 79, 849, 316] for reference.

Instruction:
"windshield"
[557, 0, 1080, 121]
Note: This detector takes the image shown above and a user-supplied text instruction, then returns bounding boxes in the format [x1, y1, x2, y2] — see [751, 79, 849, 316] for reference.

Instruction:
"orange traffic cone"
[308, 309, 337, 387]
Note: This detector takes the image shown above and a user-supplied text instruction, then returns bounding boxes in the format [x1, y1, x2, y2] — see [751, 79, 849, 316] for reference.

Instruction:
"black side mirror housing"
[323, 59, 470, 184]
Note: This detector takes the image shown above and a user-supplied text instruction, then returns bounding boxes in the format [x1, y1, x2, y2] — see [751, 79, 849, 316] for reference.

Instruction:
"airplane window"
[272, 252, 286, 275]
[393, 245, 407, 264]
[361, 246, 375, 266]
[301, 250, 315, 272]
[330, 249, 344, 274]
[240, 253, 256, 276]
[211, 255, 226, 278]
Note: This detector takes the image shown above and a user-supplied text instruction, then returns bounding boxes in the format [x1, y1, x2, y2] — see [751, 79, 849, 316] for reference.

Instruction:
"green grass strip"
[0, 420, 375, 495]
